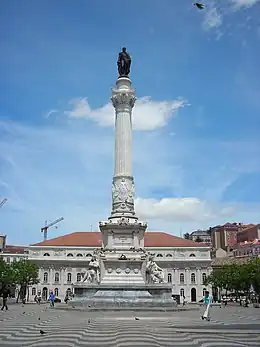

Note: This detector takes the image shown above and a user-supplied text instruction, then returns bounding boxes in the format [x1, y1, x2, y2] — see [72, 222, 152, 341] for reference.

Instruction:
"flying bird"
[40, 330, 46, 335]
[193, 3, 205, 9]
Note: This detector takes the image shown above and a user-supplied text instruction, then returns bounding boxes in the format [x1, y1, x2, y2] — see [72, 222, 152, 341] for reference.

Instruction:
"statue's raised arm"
[117, 47, 131, 77]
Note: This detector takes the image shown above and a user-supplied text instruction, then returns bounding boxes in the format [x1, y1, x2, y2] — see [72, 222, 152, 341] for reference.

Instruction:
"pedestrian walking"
[49, 291, 55, 308]
[183, 295, 186, 306]
[201, 291, 212, 321]
[1, 286, 11, 311]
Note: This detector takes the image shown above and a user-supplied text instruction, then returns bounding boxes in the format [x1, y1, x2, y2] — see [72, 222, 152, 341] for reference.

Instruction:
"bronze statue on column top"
[117, 47, 131, 77]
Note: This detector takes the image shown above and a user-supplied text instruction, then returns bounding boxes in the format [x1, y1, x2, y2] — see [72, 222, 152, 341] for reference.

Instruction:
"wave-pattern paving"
[0, 305, 260, 347]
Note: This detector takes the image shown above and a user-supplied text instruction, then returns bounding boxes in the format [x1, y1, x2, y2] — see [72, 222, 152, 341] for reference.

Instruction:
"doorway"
[42, 287, 48, 301]
[191, 287, 197, 302]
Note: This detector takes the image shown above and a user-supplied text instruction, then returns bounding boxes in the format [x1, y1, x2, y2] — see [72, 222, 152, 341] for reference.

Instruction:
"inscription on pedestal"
[114, 235, 132, 247]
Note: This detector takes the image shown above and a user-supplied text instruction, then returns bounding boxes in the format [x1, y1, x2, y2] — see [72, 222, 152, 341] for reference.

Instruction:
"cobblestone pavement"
[0, 304, 260, 346]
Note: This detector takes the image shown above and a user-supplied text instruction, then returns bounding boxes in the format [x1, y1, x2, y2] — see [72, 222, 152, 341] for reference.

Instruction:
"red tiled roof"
[3, 245, 25, 254]
[31, 232, 205, 248]
[237, 224, 260, 243]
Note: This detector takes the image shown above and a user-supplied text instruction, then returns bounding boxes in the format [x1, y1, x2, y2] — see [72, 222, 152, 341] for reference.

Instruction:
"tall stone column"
[110, 77, 136, 219]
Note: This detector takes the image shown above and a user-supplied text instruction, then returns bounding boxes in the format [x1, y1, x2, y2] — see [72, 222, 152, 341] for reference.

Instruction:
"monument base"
[70, 283, 174, 309]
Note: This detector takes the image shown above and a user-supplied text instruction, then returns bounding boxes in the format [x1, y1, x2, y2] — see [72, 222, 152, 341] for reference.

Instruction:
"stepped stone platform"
[69, 283, 180, 310]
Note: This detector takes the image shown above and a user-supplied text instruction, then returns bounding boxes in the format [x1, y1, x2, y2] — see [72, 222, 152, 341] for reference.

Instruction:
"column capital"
[111, 89, 136, 109]
[111, 76, 136, 109]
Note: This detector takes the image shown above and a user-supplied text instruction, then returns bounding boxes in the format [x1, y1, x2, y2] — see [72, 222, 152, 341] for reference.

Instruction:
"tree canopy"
[204, 258, 260, 295]
[0, 259, 39, 299]
[0, 259, 16, 290]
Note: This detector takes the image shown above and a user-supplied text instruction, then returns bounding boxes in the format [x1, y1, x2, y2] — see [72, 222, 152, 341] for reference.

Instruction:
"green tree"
[184, 233, 190, 240]
[245, 258, 260, 295]
[205, 259, 260, 300]
[0, 259, 15, 293]
[12, 260, 39, 302]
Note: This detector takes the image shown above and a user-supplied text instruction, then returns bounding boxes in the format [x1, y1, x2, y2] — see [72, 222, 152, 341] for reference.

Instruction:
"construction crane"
[0, 198, 7, 208]
[41, 217, 64, 241]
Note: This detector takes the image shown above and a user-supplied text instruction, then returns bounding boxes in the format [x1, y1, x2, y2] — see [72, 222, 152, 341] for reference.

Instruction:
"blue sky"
[0, 0, 260, 245]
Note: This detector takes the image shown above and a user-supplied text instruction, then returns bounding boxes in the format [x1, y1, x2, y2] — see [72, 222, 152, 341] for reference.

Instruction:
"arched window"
[77, 273, 82, 282]
[202, 272, 207, 283]
[54, 272, 59, 283]
[180, 273, 184, 283]
[156, 254, 163, 257]
[191, 273, 196, 283]
[189, 254, 196, 257]
[43, 253, 50, 257]
[86, 253, 92, 257]
[32, 287, 36, 296]
[67, 273, 72, 283]
[167, 273, 172, 283]
[203, 288, 207, 297]
[180, 288, 184, 297]
[76, 253, 83, 257]
[43, 272, 48, 283]
[54, 288, 59, 297]
[67, 253, 73, 257]
[66, 288, 72, 296]
[166, 254, 172, 257]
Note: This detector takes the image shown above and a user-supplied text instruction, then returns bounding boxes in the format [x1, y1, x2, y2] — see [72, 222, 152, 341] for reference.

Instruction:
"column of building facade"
[185, 268, 189, 285]
[196, 267, 201, 297]
[49, 266, 54, 288]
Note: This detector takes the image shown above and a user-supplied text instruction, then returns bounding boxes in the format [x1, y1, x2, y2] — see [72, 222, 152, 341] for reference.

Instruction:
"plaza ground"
[0, 303, 260, 346]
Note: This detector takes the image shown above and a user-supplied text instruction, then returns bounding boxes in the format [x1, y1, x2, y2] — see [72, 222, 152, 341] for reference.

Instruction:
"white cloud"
[203, 7, 222, 30]
[231, 0, 260, 9]
[44, 109, 58, 118]
[136, 197, 215, 222]
[65, 97, 187, 131]
[202, 0, 260, 33]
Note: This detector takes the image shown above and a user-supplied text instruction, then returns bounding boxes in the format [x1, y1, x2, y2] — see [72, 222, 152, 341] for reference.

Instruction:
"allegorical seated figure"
[81, 255, 100, 283]
[146, 254, 165, 283]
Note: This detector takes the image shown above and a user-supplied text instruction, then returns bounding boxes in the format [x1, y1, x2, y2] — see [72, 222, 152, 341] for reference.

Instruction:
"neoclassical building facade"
[23, 231, 212, 302]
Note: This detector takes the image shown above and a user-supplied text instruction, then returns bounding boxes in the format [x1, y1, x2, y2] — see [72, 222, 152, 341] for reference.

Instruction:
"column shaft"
[114, 110, 132, 177]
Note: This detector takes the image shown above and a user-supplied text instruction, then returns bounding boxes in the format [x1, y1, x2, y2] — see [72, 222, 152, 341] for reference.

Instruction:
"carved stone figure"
[112, 178, 135, 205]
[118, 179, 129, 201]
[146, 254, 165, 283]
[119, 217, 129, 225]
[81, 255, 100, 283]
[117, 47, 131, 77]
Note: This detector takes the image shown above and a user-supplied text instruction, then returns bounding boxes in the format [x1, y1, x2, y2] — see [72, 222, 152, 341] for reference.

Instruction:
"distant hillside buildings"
[189, 230, 212, 244]
[187, 223, 260, 263]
